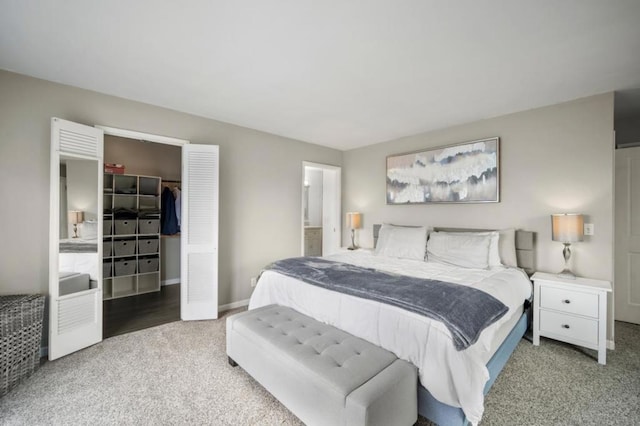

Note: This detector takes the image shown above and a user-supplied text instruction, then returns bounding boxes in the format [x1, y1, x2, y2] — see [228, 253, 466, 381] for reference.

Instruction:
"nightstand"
[531, 272, 612, 364]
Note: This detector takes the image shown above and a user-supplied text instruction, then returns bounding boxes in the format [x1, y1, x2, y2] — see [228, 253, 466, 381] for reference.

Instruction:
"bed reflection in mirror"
[59, 157, 99, 296]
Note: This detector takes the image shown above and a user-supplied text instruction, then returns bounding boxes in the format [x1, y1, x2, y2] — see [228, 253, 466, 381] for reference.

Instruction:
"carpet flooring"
[1, 310, 638, 425]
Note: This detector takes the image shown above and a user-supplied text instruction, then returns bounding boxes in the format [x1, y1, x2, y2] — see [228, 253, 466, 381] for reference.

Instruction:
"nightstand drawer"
[539, 310, 598, 345]
[540, 286, 598, 318]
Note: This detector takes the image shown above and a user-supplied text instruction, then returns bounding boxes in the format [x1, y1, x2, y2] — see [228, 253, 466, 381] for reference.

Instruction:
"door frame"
[97, 125, 189, 313]
[97, 126, 220, 321]
[95, 126, 189, 147]
[301, 161, 342, 256]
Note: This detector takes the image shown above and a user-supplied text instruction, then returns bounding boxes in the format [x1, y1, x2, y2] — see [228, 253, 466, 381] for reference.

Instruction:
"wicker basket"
[0, 294, 45, 397]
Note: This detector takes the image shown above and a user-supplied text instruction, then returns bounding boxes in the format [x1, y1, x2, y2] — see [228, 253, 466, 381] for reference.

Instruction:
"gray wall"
[104, 135, 182, 181]
[160, 236, 180, 284]
[342, 93, 615, 337]
[0, 70, 342, 307]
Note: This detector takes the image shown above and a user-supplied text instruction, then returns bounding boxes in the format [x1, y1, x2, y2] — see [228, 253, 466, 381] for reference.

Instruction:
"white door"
[615, 146, 640, 324]
[181, 144, 219, 320]
[49, 118, 104, 360]
[322, 168, 341, 255]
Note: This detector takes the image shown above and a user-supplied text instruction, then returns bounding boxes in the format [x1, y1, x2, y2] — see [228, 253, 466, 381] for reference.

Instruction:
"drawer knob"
[562, 299, 571, 304]
[561, 324, 570, 329]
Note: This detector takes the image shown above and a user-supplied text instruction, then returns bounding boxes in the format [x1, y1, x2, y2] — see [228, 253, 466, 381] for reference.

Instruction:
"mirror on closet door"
[58, 155, 99, 296]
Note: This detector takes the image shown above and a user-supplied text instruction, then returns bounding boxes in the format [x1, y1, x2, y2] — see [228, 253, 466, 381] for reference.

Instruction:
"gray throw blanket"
[59, 241, 98, 253]
[266, 257, 509, 351]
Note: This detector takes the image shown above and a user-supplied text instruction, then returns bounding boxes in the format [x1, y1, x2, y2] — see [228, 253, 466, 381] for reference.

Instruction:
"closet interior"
[102, 135, 182, 338]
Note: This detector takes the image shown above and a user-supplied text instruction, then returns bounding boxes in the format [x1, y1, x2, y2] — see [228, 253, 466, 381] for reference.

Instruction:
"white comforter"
[248, 250, 532, 425]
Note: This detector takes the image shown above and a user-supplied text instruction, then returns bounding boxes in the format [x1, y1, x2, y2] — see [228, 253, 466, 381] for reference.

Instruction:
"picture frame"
[386, 137, 500, 204]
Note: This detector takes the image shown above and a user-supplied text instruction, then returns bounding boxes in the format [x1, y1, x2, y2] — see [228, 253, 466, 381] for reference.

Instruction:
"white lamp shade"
[551, 213, 584, 243]
[346, 212, 362, 229]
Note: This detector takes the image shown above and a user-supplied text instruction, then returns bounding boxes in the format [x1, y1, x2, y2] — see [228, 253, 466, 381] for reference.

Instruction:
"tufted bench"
[226, 304, 417, 426]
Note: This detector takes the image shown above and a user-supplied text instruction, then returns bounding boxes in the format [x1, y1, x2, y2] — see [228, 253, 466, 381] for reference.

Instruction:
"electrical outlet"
[250, 277, 257, 288]
[584, 223, 594, 236]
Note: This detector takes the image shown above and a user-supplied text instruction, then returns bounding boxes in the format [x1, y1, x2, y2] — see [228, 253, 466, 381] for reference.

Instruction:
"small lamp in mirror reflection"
[68, 210, 84, 239]
[551, 213, 584, 279]
[346, 212, 362, 250]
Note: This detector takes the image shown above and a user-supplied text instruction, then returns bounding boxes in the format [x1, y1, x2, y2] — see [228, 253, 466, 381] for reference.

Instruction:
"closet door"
[181, 144, 219, 320]
[49, 118, 104, 360]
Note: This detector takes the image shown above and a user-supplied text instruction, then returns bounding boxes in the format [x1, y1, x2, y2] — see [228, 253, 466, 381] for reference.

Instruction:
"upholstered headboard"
[372, 224, 535, 274]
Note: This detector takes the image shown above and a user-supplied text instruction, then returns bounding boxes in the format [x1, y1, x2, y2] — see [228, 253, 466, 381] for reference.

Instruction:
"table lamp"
[346, 212, 362, 250]
[68, 210, 84, 238]
[551, 213, 584, 279]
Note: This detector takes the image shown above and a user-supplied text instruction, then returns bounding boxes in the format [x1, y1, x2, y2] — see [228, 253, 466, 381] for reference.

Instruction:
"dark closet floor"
[103, 284, 180, 338]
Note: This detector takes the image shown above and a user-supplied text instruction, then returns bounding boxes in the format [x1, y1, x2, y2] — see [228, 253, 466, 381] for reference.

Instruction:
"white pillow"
[427, 231, 493, 269]
[80, 220, 98, 239]
[498, 228, 518, 268]
[432, 229, 518, 268]
[437, 231, 500, 266]
[375, 224, 427, 261]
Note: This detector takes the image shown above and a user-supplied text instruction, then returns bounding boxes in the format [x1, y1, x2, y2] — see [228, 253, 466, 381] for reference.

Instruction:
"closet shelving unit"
[102, 173, 161, 300]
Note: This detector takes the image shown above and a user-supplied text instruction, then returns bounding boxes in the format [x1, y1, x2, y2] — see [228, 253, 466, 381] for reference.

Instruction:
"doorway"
[302, 162, 341, 256]
[102, 134, 182, 337]
[614, 146, 640, 325]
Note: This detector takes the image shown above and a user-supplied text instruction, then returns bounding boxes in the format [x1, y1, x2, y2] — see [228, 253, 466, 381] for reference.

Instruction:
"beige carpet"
[1, 308, 638, 425]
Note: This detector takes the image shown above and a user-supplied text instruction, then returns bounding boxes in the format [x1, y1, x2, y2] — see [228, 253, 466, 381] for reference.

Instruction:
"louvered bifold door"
[181, 144, 219, 320]
[49, 118, 104, 360]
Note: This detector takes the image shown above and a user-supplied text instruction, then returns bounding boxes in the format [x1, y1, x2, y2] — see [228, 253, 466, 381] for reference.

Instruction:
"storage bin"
[114, 258, 136, 277]
[139, 219, 160, 234]
[113, 238, 136, 256]
[114, 219, 137, 235]
[103, 240, 112, 257]
[103, 259, 112, 278]
[104, 219, 112, 236]
[139, 177, 160, 196]
[138, 256, 159, 274]
[0, 294, 45, 397]
[138, 237, 159, 255]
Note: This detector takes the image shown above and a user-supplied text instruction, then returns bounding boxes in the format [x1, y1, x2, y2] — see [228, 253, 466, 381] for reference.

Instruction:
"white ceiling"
[1, 1, 639, 150]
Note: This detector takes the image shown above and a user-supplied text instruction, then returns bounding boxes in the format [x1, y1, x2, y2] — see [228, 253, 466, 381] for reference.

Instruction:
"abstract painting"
[386, 137, 499, 204]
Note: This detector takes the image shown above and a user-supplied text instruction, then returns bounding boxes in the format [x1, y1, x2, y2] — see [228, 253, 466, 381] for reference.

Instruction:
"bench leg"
[228, 356, 238, 367]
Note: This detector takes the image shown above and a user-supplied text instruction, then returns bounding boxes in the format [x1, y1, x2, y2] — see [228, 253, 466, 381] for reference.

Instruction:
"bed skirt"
[418, 312, 528, 426]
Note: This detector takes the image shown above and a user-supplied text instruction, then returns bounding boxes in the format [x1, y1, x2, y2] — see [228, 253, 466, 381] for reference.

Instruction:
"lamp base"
[557, 269, 577, 279]
[348, 228, 358, 251]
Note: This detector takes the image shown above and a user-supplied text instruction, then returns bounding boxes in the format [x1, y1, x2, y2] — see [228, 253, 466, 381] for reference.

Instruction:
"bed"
[249, 225, 534, 426]
[59, 238, 99, 294]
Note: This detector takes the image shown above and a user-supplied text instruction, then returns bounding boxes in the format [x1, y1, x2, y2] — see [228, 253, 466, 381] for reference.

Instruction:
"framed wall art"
[386, 137, 499, 204]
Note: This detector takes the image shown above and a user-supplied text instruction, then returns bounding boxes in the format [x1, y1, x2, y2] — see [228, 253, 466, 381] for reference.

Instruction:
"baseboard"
[40, 346, 48, 358]
[161, 278, 180, 286]
[219, 298, 250, 312]
[607, 339, 615, 350]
